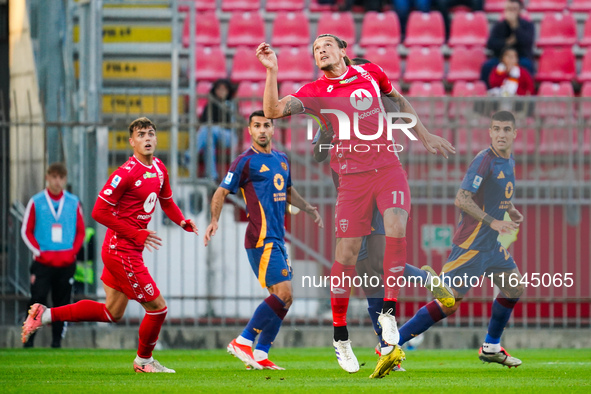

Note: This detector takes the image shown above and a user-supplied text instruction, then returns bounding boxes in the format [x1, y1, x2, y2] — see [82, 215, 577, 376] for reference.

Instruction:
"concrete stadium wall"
[3, 326, 591, 350]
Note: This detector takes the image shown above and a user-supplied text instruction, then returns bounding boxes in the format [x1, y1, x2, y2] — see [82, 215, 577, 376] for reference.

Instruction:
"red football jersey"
[98, 156, 172, 253]
[291, 63, 401, 175]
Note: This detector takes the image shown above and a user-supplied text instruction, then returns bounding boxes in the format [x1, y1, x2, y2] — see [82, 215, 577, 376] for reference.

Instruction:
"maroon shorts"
[335, 164, 411, 238]
[101, 249, 160, 303]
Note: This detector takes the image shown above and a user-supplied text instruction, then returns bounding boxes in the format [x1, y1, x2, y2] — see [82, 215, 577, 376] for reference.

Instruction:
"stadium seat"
[484, 0, 506, 12]
[404, 47, 444, 82]
[231, 47, 267, 82]
[526, 0, 568, 12]
[447, 12, 488, 48]
[266, 0, 305, 12]
[359, 11, 401, 48]
[221, 0, 260, 12]
[580, 82, 591, 118]
[446, 47, 486, 82]
[407, 81, 446, 118]
[404, 11, 445, 47]
[309, 0, 336, 12]
[536, 81, 575, 119]
[178, 0, 216, 12]
[279, 81, 304, 98]
[196, 81, 213, 117]
[226, 12, 265, 48]
[536, 47, 576, 82]
[277, 47, 315, 82]
[455, 127, 490, 154]
[449, 81, 487, 118]
[569, 0, 591, 12]
[579, 18, 591, 47]
[182, 12, 220, 48]
[512, 128, 536, 155]
[361, 46, 401, 81]
[539, 126, 578, 154]
[537, 12, 577, 47]
[316, 12, 356, 47]
[578, 51, 591, 83]
[236, 81, 265, 118]
[271, 12, 310, 48]
[195, 47, 227, 81]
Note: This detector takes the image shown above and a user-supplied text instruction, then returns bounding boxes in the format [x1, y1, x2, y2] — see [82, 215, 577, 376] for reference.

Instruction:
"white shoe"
[133, 359, 175, 373]
[333, 339, 360, 373]
[378, 309, 399, 345]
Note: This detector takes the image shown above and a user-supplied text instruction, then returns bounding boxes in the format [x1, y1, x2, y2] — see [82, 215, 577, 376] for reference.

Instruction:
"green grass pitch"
[1, 347, 590, 392]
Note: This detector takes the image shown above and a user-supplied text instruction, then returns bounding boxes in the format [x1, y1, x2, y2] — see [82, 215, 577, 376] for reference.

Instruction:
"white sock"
[253, 349, 268, 361]
[482, 342, 501, 353]
[381, 345, 394, 356]
[236, 335, 253, 347]
[41, 308, 52, 325]
[135, 355, 154, 365]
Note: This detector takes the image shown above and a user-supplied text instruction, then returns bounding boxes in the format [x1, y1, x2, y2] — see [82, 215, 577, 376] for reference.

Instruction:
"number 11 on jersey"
[392, 191, 404, 205]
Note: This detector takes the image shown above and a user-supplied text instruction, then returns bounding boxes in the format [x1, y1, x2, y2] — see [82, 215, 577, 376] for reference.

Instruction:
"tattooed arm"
[454, 188, 519, 235]
[385, 88, 455, 158]
[256, 42, 304, 118]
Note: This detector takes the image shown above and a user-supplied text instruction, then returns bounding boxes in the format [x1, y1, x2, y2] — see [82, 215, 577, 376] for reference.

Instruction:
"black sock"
[382, 301, 397, 315]
[333, 325, 349, 341]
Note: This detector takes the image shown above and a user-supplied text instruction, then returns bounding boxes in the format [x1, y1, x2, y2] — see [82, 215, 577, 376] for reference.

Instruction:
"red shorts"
[335, 164, 411, 238]
[101, 249, 160, 303]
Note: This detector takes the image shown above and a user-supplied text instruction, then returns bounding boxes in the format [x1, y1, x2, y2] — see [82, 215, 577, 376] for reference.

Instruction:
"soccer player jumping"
[396, 111, 525, 368]
[256, 36, 456, 376]
[21, 117, 199, 373]
[204, 110, 323, 370]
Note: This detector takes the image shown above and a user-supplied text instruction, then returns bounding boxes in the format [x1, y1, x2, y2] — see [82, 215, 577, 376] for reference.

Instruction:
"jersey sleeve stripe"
[21, 199, 41, 257]
[98, 194, 116, 206]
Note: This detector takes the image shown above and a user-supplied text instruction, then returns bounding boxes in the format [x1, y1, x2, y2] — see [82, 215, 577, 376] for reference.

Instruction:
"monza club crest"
[339, 219, 349, 233]
[144, 283, 154, 296]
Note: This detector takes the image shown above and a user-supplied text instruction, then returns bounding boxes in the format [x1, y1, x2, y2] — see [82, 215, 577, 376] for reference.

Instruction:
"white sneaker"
[133, 359, 175, 373]
[378, 309, 399, 345]
[333, 339, 359, 373]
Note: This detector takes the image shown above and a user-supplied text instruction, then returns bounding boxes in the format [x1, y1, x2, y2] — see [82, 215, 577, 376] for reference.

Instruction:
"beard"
[257, 139, 269, 148]
[320, 62, 335, 72]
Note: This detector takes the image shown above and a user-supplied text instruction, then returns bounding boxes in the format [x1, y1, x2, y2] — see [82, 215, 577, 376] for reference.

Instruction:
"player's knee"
[107, 308, 124, 322]
[508, 284, 524, 299]
[276, 292, 292, 308]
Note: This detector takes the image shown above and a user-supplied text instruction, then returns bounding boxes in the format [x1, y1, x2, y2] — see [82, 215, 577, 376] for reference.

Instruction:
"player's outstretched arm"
[92, 197, 155, 247]
[204, 187, 231, 246]
[159, 197, 198, 235]
[386, 89, 455, 158]
[454, 188, 518, 235]
[287, 186, 324, 228]
[256, 42, 304, 119]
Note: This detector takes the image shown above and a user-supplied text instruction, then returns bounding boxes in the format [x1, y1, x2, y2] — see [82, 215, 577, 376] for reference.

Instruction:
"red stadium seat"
[196, 81, 213, 117]
[526, 0, 568, 12]
[512, 128, 536, 155]
[231, 47, 267, 82]
[536, 47, 576, 82]
[570, 0, 591, 12]
[316, 12, 356, 47]
[178, 0, 216, 12]
[536, 81, 575, 119]
[449, 81, 487, 118]
[404, 11, 445, 47]
[448, 12, 489, 48]
[404, 47, 444, 82]
[484, 0, 506, 12]
[579, 18, 591, 47]
[540, 126, 578, 154]
[537, 12, 577, 47]
[580, 82, 591, 118]
[221, 0, 260, 12]
[271, 12, 310, 47]
[578, 51, 591, 83]
[279, 81, 305, 98]
[361, 46, 401, 80]
[455, 127, 490, 154]
[226, 12, 265, 48]
[359, 11, 401, 48]
[309, 0, 336, 12]
[182, 12, 220, 48]
[265, 0, 305, 12]
[277, 47, 315, 82]
[236, 81, 265, 118]
[407, 81, 446, 118]
[195, 47, 227, 81]
[447, 47, 486, 82]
